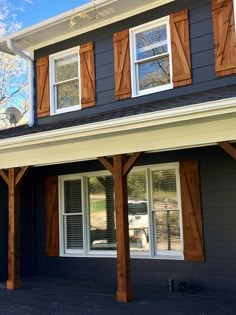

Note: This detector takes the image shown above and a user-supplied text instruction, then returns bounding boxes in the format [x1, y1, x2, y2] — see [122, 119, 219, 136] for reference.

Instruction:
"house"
[0, 0, 236, 302]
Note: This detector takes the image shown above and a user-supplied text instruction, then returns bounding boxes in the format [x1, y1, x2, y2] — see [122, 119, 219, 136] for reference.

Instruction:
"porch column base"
[116, 290, 133, 303]
[6, 279, 21, 290]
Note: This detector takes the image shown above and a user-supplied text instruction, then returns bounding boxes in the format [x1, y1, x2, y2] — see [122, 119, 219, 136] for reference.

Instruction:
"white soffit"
[0, 98, 236, 168]
[0, 112, 235, 169]
[0, 0, 174, 55]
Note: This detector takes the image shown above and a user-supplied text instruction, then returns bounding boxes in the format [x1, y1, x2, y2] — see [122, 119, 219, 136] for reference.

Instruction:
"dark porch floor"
[0, 277, 235, 315]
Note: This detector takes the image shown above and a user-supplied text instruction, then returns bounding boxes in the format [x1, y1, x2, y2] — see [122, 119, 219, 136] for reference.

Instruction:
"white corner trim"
[0, 96, 236, 151]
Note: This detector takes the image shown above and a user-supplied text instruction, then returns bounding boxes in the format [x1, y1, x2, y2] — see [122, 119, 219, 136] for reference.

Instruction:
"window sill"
[59, 252, 184, 260]
[50, 104, 81, 116]
[132, 83, 173, 98]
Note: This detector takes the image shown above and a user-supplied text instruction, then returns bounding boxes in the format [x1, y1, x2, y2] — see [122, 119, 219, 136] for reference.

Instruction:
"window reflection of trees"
[54, 54, 80, 109]
[136, 25, 170, 91]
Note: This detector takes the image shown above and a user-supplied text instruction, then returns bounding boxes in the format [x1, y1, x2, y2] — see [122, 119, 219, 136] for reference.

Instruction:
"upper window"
[130, 16, 173, 97]
[49, 48, 80, 115]
[59, 163, 183, 259]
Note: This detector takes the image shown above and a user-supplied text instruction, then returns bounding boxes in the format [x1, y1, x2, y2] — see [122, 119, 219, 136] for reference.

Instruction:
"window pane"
[55, 53, 78, 82]
[136, 25, 167, 60]
[154, 210, 181, 251]
[66, 215, 83, 249]
[138, 56, 170, 91]
[128, 171, 149, 252]
[56, 80, 80, 109]
[64, 180, 82, 214]
[152, 169, 181, 252]
[89, 176, 116, 250]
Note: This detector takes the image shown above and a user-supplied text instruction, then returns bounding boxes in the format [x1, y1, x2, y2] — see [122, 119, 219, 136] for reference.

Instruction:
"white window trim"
[49, 47, 81, 115]
[59, 163, 183, 260]
[59, 174, 85, 256]
[129, 16, 173, 97]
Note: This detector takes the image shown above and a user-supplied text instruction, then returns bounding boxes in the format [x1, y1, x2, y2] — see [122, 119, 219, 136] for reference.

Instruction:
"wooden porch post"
[98, 152, 141, 302]
[7, 168, 21, 289]
[0, 166, 30, 289]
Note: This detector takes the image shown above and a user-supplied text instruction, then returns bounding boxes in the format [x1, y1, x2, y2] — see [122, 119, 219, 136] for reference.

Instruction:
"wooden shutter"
[45, 176, 59, 256]
[36, 56, 50, 117]
[113, 29, 131, 100]
[80, 42, 96, 108]
[170, 10, 192, 87]
[179, 161, 204, 262]
[212, 0, 236, 77]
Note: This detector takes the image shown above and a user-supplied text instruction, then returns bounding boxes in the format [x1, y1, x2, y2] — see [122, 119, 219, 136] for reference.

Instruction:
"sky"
[11, 0, 89, 28]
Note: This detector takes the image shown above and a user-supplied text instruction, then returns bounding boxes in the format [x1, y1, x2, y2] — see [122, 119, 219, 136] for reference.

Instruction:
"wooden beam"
[113, 154, 133, 302]
[98, 152, 141, 302]
[123, 152, 142, 176]
[218, 141, 236, 160]
[6, 168, 21, 290]
[0, 169, 9, 185]
[15, 166, 30, 187]
[98, 156, 114, 175]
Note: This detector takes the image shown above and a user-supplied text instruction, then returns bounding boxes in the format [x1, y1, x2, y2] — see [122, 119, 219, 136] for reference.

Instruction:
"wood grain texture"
[212, 0, 236, 77]
[113, 155, 133, 302]
[36, 56, 50, 117]
[113, 29, 131, 100]
[180, 160, 204, 262]
[170, 9, 192, 87]
[45, 176, 59, 256]
[218, 141, 236, 159]
[98, 156, 114, 175]
[0, 169, 9, 185]
[7, 168, 21, 289]
[80, 42, 96, 108]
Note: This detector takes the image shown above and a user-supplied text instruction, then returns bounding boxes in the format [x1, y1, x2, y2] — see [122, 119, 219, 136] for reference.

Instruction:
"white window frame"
[129, 16, 173, 97]
[58, 163, 183, 260]
[59, 174, 86, 256]
[49, 47, 81, 115]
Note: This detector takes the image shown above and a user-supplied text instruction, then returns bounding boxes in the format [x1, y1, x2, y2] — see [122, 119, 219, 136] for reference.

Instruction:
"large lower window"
[59, 163, 183, 258]
[130, 16, 173, 96]
[50, 47, 80, 114]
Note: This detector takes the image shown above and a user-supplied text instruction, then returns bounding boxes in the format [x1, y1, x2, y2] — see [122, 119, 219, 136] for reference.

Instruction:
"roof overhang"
[0, 0, 174, 55]
[0, 97, 236, 169]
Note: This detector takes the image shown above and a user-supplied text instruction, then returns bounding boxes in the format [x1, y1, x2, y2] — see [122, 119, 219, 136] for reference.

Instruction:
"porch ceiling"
[0, 111, 236, 169]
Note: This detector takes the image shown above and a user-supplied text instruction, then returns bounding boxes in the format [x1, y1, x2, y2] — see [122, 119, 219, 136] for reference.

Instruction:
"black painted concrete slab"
[0, 277, 235, 315]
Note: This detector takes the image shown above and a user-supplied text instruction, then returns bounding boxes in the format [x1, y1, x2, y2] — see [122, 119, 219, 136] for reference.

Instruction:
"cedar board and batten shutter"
[80, 41, 96, 108]
[212, 0, 236, 77]
[45, 176, 59, 256]
[170, 10, 192, 87]
[113, 29, 132, 100]
[180, 161, 204, 262]
[36, 56, 50, 117]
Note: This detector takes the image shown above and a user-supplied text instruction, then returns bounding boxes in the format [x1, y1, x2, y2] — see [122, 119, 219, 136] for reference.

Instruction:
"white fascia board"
[31, 0, 174, 51]
[0, 112, 236, 169]
[0, 96, 236, 151]
[0, 0, 174, 54]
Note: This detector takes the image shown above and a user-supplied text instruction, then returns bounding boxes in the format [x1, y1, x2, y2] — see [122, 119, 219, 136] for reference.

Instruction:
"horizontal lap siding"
[0, 179, 8, 281]
[34, 0, 236, 126]
[26, 146, 236, 295]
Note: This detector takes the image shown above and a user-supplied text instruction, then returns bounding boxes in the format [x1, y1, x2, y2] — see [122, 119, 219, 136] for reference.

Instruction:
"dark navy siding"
[0, 178, 8, 281]
[34, 0, 236, 127]
[1, 147, 236, 293]
[20, 170, 36, 278]
[14, 146, 234, 295]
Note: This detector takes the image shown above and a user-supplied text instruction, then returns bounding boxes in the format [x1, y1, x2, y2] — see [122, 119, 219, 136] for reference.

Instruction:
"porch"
[0, 276, 235, 314]
[1, 105, 236, 302]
